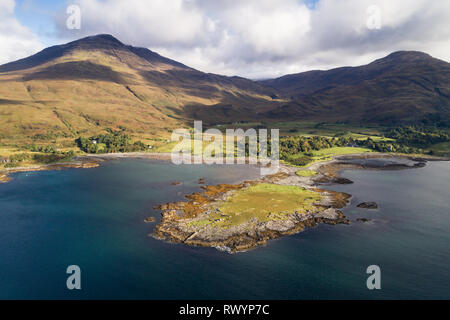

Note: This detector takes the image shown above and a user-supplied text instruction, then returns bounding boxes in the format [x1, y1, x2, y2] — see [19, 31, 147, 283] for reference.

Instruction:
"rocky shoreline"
[0, 160, 100, 183]
[1, 151, 442, 184]
[151, 162, 351, 253]
[0, 152, 181, 183]
[0, 150, 444, 253]
[311, 153, 429, 184]
[151, 153, 434, 253]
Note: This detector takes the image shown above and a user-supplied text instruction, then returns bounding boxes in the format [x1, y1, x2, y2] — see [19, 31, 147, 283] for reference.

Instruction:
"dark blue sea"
[0, 159, 448, 299]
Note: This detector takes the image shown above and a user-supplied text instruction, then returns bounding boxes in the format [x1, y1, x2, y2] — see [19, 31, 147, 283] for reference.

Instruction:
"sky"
[1, 0, 450, 79]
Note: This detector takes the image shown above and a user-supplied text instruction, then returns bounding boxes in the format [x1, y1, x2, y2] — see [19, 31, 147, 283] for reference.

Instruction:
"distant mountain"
[260, 51, 450, 125]
[0, 34, 449, 145]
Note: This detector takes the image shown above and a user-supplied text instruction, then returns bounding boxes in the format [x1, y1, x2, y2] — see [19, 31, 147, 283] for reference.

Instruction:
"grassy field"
[311, 147, 373, 157]
[153, 133, 224, 154]
[213, 121, 389, 139]
[273, 122, 385, 137]
[284, 146, 373, 168]
[0, 147, 24, 158]
[0, 144, 80, 169]
[295, 170, 318, 177]
[191, 183, 323, 228]
[429, 142, 450, 156]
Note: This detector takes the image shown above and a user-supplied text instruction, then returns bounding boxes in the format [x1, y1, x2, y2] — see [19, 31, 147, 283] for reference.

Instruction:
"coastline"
[0, 152, 184, 183]
[152, 163, 352, 253]
[151, 153, 438, 253]
[1, 150, 447, 252]
[1, 151, 448, 182]
[0, 151, 275, 183]
[0, 160, 100, 183]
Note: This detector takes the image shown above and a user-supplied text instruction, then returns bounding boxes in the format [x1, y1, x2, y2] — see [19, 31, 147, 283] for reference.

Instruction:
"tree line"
[75, 129, 148, 154]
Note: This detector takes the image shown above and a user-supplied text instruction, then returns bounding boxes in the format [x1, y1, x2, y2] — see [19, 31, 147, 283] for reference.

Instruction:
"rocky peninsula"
[0, 160, 100, 183]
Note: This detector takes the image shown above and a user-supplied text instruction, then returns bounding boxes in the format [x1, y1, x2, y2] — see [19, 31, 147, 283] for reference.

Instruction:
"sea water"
[0, 159, 448, 299]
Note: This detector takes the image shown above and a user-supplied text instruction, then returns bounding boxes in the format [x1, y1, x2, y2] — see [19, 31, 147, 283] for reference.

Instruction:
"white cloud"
[218, 0, 311, 56]
[0, 0, 43, 65]
[59, 0, 209, 48]
[51, 0, 450, 78]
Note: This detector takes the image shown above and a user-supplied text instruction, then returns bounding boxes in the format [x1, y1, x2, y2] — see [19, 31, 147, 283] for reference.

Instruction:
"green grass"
[298, 157, 332, 168]
[263, 121, 385, 137]
[211, 121, 389, 140]
[295, 169, 318, 177]
[428, 142, 450, 156]
[153, 138, 215, 154]
[202, 183, 322, 228]
[311, 147, 373, 157]
[284, 146, 373, 168]
[0, 147, 24, 158]
[0, 145, 78, 169]
[281, 153, 332, 168]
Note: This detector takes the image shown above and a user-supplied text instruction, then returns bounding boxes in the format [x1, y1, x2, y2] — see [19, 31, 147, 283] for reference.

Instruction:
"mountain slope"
[1, 35, 449, 148]
[260, 51, 450, 125]
[0, 34, 276, 144]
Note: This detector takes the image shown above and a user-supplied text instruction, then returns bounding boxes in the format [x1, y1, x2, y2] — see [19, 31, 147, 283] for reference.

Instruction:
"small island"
[153, 162, 353, 253]
[152, 154, 431, 253]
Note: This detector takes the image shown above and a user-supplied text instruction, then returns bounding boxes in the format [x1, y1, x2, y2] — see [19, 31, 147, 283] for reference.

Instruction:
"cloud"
[56, 0, 209, 48]
[217, 0, 311, 57]
[0, 0, 43, 65]
[50, 0, 450, 78]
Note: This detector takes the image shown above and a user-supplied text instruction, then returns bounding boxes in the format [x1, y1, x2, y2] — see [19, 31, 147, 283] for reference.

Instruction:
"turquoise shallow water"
[0, 159, 449, 299]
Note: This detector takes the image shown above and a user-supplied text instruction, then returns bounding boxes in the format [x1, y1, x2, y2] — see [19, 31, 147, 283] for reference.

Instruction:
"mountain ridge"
[260, 50, 450, 125]
[0, 34, 278, 145]
[0, 34, 191, 73]
[0, 34, 449, 146]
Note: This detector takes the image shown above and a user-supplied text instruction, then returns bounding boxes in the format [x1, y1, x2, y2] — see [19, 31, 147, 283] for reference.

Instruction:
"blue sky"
[14, 0, 66, 46]
[2, 0, 450, 78]
[12, 0, 320, 46]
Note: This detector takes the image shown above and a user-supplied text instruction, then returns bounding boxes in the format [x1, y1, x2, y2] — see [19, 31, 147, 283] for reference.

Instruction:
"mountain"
[0, 34, 276, 144]
[0, 34, 449, 147]
[260, 51, 450, 125]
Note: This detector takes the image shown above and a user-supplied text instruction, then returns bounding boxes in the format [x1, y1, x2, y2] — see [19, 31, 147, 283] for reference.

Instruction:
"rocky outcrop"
[330, 177, 354, 184]
[0, 173, 11, 183]
[152, 171, 351, 253]
[154, 209, 350, 253]
[357, 202, 378, 209]
[151, 155, 430, 253]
